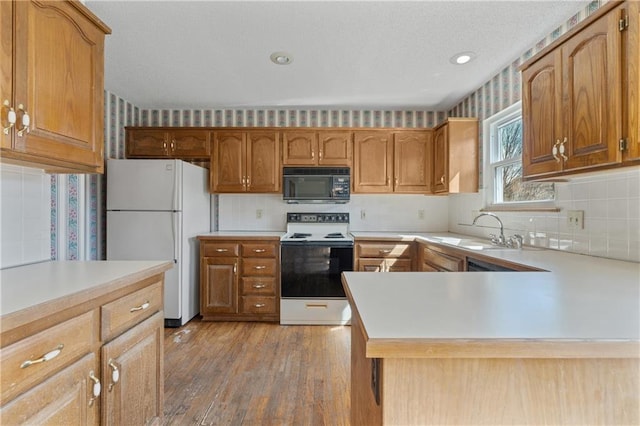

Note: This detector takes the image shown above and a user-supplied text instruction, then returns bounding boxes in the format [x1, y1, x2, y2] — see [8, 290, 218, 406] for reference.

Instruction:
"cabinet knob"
[215, 248, 228, 252]
[254, 265, 266, 270]
[16, 104, 30, 137]
[170, 139, 176, 151]
[253, 283, 266, 289]
[254, 303, 266, 308]
[440, 175, 446, 184]
[552, 140, 561, 163]
[379, 249, 392, 254]
[253, 248, 266, 253]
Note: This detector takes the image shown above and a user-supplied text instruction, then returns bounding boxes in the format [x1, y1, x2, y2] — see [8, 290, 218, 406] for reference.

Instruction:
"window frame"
[482, 101, 557, 211]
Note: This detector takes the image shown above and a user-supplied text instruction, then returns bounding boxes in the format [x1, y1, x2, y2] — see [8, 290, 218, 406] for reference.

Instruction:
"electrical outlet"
[418, 209, 425, 220]
[567, 210, 584, 229]
[360, 209, 366, 220]
[256, 209, 263, 219]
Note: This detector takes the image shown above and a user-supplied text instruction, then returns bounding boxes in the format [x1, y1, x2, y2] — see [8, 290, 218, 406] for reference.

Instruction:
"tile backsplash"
[448, 168, 640, 262]
[0, 165, 51, 269]
[217, 193, 449, 233]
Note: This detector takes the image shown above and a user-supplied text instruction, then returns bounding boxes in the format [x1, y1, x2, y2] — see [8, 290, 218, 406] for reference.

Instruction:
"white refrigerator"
[106, 159, 211, 327]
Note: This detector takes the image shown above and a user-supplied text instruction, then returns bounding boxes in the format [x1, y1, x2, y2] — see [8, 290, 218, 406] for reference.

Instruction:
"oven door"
[280, 242, 353, 298]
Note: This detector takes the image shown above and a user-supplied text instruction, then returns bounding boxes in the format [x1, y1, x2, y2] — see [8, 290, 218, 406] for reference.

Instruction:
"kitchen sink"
[426, 236, 516, 251]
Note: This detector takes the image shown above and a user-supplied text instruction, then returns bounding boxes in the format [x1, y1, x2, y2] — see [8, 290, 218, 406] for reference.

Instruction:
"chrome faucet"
[472, 212, 523, 248]
[472, 212, 505, 246]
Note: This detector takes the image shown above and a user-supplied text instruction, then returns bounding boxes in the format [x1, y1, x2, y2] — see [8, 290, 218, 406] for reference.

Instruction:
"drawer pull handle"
[254, 265, 266, 270]
[108, 359, 120, 391]
[253, 249, 266, 253]
[88, 371, 101, 407]
[254, 303, 266, 308]
[379, 249, 392, 254]
[306, 303, 328, 309]
[253, 284, 266, 289]
[20, 344, 64, 369]
[130, 301, 150, 312]
[216, 248, 228, 252]
[2, 99, 16, 134]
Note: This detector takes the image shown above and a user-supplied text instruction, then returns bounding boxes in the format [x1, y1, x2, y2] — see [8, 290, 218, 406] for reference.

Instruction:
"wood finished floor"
[163, 318, 351, 426]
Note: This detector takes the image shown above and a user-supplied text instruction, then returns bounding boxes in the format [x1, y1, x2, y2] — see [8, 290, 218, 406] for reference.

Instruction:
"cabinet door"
[561, 10, 623, 171]
[12, 1, 106, 172]
[201, 257, 238, 315]
[101, 312, 163, 426]
[170, 129, 211, 159]
[212, 131, 246, 192]
[247, 131, 280, 192]
[0, 1, 13, 151]
[432, 124, 448, 193]
[0, 353, 99, 425]
[627, 0, 640, 161]
[394, 131, 432, 193]
[126, 129, 169, 158]
[353, 131, 393, 193]
[318, 131, 352, 166]
[522, 51, 563, 179]
[282, 131, 317, 165]
[357, 258, 385, 272]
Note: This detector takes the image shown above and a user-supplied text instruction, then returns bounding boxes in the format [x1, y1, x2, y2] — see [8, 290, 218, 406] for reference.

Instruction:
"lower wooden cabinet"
[199, 237, 280, 321]
[355, 241, 415, 272]
[101, 312, 163, 426]
[0, 353, 100, 425]
[418, 242, 465, 272]
[0, 269, 167, 425]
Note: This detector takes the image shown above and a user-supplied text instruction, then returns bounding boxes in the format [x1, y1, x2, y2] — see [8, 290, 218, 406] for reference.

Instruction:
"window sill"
[481, 204, 561, 213]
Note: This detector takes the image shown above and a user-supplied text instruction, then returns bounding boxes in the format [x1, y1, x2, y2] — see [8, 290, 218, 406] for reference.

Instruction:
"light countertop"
[345, 231, 640, 358]
[0, 260, 173, 324]
[198, 231, 284, 239]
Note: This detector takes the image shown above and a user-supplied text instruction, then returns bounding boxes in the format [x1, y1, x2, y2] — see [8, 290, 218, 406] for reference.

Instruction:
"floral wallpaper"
[50, 0, 604, 260]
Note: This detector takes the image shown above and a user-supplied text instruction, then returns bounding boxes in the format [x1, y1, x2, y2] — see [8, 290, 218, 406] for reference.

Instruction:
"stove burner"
[324, 233, 345, 239]
[290, 233, 312, 239]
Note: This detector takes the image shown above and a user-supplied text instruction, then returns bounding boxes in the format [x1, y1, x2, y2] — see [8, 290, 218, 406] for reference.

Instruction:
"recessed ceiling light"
[270, 52, 293, 65]
[450, 51, 476, 65]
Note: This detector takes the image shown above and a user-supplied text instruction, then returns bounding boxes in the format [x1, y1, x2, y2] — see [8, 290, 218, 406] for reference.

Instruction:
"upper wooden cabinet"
[211, 130, 280, 193]
[432, 119, 478, 194]
[282, 130, 352, 166]
[626, 0, 639, 161]
[522, 1, 636, 179]
[126, 128, 211, 159]
[353, 130, 433, 193]
[0, 0, 110, 173]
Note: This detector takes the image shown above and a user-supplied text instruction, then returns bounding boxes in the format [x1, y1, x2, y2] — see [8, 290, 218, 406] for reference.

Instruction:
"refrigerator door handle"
[172, 212, 179, 263]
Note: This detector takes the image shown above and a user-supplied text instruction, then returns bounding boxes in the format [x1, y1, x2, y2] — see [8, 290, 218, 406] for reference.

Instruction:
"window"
[484, 102, 555, 208]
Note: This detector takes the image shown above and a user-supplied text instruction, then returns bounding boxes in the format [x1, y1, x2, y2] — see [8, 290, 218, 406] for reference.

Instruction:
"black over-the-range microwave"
[282, 167, 350, 204]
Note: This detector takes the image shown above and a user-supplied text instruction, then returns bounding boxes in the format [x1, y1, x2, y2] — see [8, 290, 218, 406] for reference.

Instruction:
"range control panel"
[286, 212, 350, 224]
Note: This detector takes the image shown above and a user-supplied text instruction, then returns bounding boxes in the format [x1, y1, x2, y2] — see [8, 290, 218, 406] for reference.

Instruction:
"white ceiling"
[84, 0, 589, 111]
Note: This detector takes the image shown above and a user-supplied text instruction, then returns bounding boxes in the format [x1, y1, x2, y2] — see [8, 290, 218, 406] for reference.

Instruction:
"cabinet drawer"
[0, 310, 97, 405]
[242, 243, 277, 258]
[421, 246, 463, 272]
[242, 258, 277, 276]
[241, 277, 277, 296]
[202, 242, 240, 257]
[101, 281, 162, 341]
[357, 242, 413, 258]
[240, 296, 277, 314]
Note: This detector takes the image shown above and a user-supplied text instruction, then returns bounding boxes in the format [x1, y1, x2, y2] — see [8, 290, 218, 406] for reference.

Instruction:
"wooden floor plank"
[163, 319, 351, 426]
